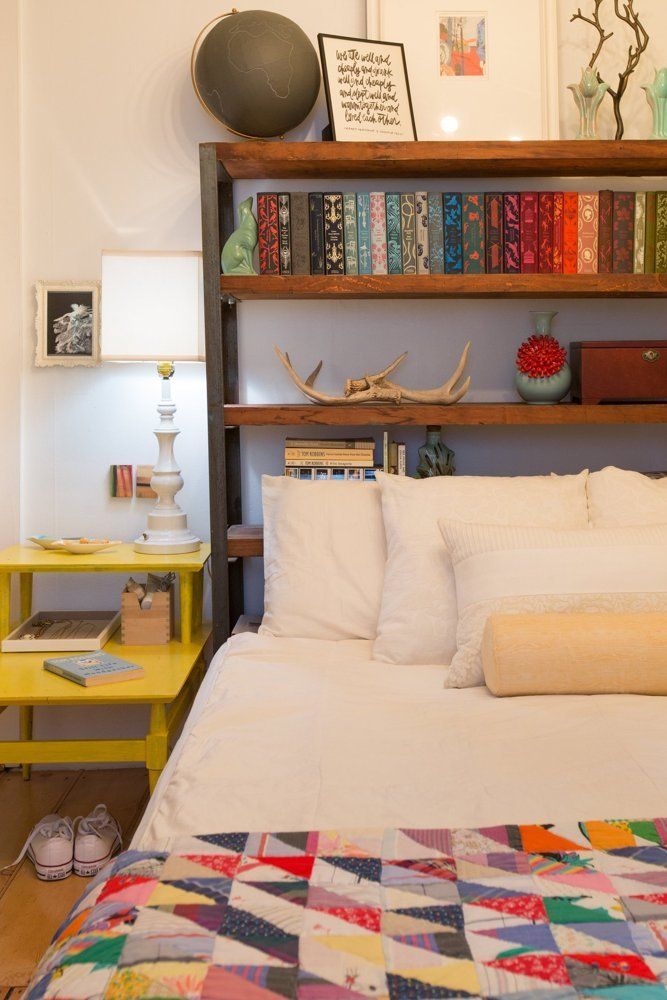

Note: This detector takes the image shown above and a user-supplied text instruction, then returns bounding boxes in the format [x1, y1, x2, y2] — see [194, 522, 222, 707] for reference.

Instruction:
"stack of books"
[257, 190, 667, 277]
[283, 436, 406, 480]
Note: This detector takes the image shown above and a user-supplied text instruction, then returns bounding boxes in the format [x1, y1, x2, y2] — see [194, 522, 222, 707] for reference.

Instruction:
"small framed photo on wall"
[35, 281, 101, 367]
[318, 33, 417, 142]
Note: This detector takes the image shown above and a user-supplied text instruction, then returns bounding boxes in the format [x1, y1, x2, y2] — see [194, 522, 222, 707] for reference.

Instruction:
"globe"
[192, 10, 321, 139]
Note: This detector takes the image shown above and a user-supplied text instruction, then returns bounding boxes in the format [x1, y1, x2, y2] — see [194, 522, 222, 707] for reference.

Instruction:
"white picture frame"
[318, 33, 418, 141]
[35, 280, 101, 368]
[366, 0, 559, 141]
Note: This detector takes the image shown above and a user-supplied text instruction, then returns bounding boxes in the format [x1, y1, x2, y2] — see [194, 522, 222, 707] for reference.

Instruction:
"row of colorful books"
[257, 191, 667, 277]
[283, 435, 406, 480]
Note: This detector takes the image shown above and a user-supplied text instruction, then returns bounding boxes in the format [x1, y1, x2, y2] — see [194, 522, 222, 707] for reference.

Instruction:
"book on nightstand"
[44, 651, 145, 687]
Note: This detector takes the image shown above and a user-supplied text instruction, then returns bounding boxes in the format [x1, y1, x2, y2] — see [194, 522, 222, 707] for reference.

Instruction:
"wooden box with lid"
[571, 341, 667, 405]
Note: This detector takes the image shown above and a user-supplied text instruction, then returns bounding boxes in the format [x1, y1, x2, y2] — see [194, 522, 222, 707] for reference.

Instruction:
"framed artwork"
[366, 0, 559, 140]
[318, 33, 417, 141]
[35, 281, 101, 367]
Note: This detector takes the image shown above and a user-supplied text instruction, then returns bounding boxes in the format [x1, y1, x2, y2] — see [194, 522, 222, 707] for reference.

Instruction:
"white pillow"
[439, 520, 667, 688]
[260, 476, 387, 641]
[588, 466, 667, 526]
[372, 471, 589, 665]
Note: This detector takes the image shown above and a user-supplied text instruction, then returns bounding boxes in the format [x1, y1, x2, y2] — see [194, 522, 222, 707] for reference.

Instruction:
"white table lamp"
[101, 251, 204, 554]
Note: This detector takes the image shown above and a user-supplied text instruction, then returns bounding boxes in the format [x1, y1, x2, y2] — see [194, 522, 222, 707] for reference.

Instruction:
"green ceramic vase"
[515, 364, 572, 404]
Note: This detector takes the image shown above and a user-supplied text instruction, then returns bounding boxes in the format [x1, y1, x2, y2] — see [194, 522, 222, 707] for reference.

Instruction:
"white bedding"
[133, 633, 667, 850]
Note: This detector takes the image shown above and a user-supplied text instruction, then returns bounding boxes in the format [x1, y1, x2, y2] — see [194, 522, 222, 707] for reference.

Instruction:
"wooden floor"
[0, 767, 148, 991]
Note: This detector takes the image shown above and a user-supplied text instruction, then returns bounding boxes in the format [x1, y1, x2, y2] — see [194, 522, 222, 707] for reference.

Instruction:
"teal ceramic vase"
[643, 68, 667, 140]
[415, 426, 455, 477]
[515, 311, 571, 405]
[568, 66, 608, 140]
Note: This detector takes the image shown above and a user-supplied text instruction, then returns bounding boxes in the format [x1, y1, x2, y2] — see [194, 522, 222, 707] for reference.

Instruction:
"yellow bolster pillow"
[482, 613, 667, 696]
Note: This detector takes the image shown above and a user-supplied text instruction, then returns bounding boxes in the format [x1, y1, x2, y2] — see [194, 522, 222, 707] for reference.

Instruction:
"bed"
[27, 632, 667, 998]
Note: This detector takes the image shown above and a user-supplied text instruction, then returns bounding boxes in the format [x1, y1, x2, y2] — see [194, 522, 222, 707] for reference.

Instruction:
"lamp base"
[134, 528, 201, 555]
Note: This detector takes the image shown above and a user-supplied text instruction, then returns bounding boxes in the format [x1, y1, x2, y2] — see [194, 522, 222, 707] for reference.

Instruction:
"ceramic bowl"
[27, 536, 78, 550]
[56, 539, 123, 555]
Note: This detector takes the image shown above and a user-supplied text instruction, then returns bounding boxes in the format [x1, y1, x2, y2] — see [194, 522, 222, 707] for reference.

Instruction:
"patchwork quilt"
[28, 818, 667, 999]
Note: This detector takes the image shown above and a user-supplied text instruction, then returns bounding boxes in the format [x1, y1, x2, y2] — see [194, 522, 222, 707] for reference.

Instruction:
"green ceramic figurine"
[221, 196, 258, 275]
[643, 68, 667, 140]
[415, 426, 455, 478]
[568, 66, 609, 140]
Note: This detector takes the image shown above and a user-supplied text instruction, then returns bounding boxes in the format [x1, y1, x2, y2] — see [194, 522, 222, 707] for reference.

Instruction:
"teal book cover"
[343, 192, 359, 275]
[428, 193, 445, 274]
[356, 193, 372, 275]
[462, 193, 486, 274]
[400, 194, 417, 275]
[44, 651, 145, 686]
[385, 193, 403, 275]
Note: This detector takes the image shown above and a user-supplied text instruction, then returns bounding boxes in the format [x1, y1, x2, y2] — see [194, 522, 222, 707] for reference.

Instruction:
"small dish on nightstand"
[27, 536, 77, 550]
[56, 539, 123, 555]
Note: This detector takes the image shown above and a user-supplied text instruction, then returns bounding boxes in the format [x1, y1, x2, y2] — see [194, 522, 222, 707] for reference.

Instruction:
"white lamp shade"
[101, 251, 205, 362]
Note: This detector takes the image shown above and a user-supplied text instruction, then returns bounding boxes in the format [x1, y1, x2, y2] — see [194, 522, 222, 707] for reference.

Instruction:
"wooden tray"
[2, 611, 120, 653]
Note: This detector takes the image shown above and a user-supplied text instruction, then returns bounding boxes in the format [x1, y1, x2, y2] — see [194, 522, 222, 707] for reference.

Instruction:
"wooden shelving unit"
[221, 273, 667, 301]
[200, 139, 667, 646]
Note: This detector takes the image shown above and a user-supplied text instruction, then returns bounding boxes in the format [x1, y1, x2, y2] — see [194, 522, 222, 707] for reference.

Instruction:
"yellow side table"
[0, 626, 211, 792]
[0, 543, 211, 645]
[0, 542, 212, 789]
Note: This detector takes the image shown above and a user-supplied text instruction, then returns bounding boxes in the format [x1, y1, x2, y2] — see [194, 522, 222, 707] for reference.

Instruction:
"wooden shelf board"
[220, 274, 667, 301]
[213, 140, 667, 180]
[223, 403, 667, 427]
[228, 524, 263, 557]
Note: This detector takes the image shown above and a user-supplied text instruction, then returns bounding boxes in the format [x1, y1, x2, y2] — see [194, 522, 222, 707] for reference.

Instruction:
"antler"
[274, 343, 471, 406]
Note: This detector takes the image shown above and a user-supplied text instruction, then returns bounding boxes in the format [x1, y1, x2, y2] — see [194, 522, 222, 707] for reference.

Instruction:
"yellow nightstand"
[0, 543, 212, 790]
[0, 543, 211, 645]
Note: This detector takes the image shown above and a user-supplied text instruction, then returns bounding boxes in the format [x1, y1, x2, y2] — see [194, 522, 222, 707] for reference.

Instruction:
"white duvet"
[134, 633, 667, 850]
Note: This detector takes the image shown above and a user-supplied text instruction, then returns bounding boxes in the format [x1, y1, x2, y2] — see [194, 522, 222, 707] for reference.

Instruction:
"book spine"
[382, 431, 389, 474]
[285, 448, 375, 460]
[278, 193, 291, 275]
[400, 193, 417, 274]
[356, 193, 372, 275]
[552, 192, 564, 274]
[323, 193, 344, 276]
[657, 192, 667, 273]
[520, 192, 539, 273]
[385, 193, 403, 275]
[598, 189, 614, 273]
[538, 192, 554, 273]
[634, 191, 647, 274]
[427, 193, 445, 274]
[563, 192, 579, 274]
[44, 661, 86, 685]
[343, 192, 358, 275]
[286, 442, 374, 451]
[290, 192, 310, 275]
[388, 441, 398, 474]
[484, 193, 503, 274]
[397, 443, 406, 476]
[415, 191, 430, 274]
[577, 192, 599, 274]
[462, 193, 485, 273]
[258, 193, 279, 275]
[370, 192, 388, 274]
[645, 191, 657, 274]
[612, 191, 635, 274]
[502, 193, 521, 273]
[443, 193, 463, 274]
[285, 457, 374, 468]
[309, 193, 325, 275]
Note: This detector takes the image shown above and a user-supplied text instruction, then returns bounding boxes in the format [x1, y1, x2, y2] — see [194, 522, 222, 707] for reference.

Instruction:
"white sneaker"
[73, 804, 122, 877]
[2, 814, 75, 881]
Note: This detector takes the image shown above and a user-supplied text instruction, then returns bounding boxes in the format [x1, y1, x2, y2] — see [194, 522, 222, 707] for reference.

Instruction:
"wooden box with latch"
[570, 341, 667, 404]
[121, 574, 175, 645]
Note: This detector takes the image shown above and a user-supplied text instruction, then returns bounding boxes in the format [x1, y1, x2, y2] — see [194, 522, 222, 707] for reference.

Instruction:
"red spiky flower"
[516, 334, 567, 379]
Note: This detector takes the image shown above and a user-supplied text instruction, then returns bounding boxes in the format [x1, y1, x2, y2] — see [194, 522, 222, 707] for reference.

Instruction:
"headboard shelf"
[223, 403, 667, 427]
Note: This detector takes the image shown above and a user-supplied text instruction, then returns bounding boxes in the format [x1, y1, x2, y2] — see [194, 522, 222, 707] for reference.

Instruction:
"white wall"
[0, 0, 21, 551]
[1, 0, 665, 745]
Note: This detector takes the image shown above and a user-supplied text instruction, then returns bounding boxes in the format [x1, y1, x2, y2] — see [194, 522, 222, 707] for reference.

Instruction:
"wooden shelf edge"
[228, 524, 263, 557]
[223, 403, 667, 427]
[220, 274, 667, 301]
[210, 140, 667, 180]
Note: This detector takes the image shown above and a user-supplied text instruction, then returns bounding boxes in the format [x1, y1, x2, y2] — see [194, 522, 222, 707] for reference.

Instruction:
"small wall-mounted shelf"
[227, 524, 263, 558]
[223, 402, 667, 427]
[221, 274, 667, 301]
